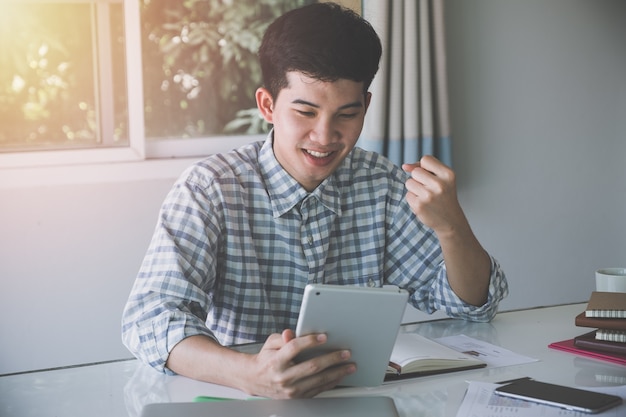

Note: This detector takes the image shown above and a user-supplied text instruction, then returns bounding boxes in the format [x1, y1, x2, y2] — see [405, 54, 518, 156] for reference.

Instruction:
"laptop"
[140, 396, 400, 417]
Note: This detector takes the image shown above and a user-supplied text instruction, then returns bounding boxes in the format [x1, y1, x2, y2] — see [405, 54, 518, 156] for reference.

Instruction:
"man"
[122, 2, 508, 399]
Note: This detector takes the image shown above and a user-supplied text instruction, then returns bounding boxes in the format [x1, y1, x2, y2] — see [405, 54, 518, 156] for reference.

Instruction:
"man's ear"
[255, 87, 275, 124]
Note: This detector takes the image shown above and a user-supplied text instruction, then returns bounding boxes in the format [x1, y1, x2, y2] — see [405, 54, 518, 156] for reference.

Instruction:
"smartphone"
[494, 379, 622, 414]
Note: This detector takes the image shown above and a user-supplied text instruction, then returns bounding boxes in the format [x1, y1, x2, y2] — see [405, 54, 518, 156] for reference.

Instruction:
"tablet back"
[140, 396, 400, 417]
[295, 284, 409, 387]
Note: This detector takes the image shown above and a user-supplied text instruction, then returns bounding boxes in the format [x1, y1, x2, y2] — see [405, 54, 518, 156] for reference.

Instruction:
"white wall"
[1, 0, 625, 375]
[445, 0, 626, 310]
[0, 178, 173, 374]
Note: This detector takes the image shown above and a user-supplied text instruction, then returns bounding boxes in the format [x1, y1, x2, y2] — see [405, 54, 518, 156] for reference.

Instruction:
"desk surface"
[2, 303, 626, 417]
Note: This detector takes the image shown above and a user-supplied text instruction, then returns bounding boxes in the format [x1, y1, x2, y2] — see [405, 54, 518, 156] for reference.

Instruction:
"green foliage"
[141, 0, 314, 138]
[0, 1, 315, 151]
[0, 3, 100, 149]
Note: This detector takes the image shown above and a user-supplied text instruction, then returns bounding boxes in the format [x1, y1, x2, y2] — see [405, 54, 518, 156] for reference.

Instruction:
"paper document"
[456, 381, 626, 417]
[435, 334, 538, 368]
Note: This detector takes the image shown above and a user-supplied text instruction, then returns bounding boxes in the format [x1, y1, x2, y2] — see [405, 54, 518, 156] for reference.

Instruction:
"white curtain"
[359, 0, 452, 167]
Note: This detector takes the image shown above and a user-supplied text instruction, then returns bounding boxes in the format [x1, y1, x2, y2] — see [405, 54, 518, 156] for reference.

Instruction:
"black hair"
[259, 2, 382, 99]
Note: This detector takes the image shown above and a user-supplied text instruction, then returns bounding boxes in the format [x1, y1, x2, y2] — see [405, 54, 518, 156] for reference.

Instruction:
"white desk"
[2, 303, 625, 417]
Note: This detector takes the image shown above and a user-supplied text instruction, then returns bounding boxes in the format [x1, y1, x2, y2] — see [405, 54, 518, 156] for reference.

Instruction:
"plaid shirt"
[122, 133, 508, 373]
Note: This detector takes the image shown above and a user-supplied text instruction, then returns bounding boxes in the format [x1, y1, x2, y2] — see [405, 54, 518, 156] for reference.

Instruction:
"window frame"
[0, 0, 360, 175]
[0, 0, 266, 170]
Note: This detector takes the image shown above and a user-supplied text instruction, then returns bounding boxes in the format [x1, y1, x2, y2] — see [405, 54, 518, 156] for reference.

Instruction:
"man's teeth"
[306, 150, 332, 158]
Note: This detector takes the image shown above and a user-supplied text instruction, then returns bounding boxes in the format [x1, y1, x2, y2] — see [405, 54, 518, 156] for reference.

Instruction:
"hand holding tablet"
[295, 284, 409, 387]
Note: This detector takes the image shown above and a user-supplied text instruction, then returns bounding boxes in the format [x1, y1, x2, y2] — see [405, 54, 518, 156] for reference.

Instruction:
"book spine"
[575, 315, 626, 330]
[596, 329, 626, 343]
[594, 374, 626, 385]
[586, 310, 626, 319]
[575, 334, 626, 355]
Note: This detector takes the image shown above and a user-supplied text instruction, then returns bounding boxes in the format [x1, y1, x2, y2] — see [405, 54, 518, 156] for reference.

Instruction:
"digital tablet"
[295, 283, 409, 387]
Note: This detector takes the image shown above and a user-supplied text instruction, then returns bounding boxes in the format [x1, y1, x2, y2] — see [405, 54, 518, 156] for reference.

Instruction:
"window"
[141, 0, 316, 159]
[0, 0, 315, 168]
[0, 1, 128, 152]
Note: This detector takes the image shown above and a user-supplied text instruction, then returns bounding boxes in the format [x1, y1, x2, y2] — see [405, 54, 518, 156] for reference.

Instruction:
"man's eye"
[339, 113, 358, 119]
[297, 110, 315, 117]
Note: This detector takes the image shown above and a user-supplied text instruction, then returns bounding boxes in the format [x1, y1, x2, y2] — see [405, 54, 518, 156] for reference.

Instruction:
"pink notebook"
[549, 338, 626, 366]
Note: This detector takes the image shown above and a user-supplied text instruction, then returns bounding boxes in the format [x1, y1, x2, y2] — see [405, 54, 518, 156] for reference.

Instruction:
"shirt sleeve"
[430, 256, 508, 322]
[121, 173, 220, 373]
[383, 189, 509, 322]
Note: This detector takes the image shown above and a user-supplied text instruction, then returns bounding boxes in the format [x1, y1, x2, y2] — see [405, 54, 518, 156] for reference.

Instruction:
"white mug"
[595, 268, 626, 293]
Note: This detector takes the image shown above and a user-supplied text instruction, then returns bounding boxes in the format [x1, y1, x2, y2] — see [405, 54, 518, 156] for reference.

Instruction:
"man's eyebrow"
[291, 99, 363, 110]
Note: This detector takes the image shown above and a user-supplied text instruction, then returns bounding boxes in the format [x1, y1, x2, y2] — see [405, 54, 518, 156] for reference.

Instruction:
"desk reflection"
[6, 304, 618, 417]
[122, 320, 499, 417]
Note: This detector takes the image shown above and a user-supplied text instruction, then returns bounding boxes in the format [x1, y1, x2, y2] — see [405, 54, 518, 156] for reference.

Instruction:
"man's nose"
[310, 117, 337, 144]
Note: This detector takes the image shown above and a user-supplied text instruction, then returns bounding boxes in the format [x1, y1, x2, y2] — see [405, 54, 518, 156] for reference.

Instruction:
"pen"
[193, 395, 265, 402]
[193, 396, 235, 402]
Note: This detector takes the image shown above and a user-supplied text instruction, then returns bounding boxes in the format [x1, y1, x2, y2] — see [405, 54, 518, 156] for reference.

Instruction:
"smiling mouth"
[304, 149, 333, 158]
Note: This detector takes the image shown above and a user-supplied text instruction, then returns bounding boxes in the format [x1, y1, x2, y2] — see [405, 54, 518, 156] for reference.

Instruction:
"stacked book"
[573, 291, 626, 362]
[549, 291, 626, 366]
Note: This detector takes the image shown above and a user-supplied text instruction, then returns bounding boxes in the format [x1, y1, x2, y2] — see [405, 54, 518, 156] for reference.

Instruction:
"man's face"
[257, 71, 370, 192]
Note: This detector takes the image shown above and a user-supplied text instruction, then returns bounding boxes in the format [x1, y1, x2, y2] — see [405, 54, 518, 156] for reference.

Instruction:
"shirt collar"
[259, 131, 344, 218]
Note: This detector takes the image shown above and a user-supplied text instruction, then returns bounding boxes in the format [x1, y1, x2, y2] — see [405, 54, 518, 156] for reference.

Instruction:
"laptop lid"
[140, 396, 400, 417]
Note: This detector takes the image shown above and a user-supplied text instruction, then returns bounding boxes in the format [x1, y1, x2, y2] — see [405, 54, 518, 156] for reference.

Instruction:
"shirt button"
[367, 279, 375, 287]
[307, 235, 313, 245]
